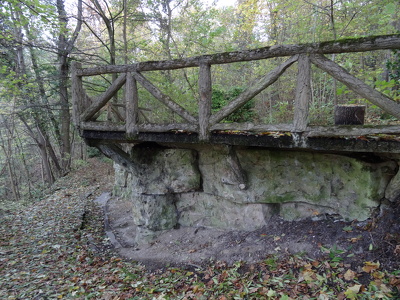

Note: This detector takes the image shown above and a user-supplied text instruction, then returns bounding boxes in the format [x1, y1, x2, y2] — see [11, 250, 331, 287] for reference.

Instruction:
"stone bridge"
[72, 35, 400, 244]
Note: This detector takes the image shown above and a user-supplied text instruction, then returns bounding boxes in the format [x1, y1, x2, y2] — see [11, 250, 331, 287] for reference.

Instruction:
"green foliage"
[386, 50, 400, 94]
[309, 102, 334, 125]
[212, 86, 254, 122]
[264, 101, 293, 124]
[87, 147, 102, 158]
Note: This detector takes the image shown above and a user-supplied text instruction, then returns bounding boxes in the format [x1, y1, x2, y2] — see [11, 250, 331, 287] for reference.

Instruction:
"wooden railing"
[72, 34, 400, 142]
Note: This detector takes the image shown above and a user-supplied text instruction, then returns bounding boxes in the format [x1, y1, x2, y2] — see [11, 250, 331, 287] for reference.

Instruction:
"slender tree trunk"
[25, 24, 62, 150]
[57, 0, 72, 173]
[0, 133, 20, 201]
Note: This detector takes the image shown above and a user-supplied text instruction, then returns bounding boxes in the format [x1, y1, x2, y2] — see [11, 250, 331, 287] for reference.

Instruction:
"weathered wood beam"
[71, 61, 83, 126]
[293, 54, 311, 131]
[81, 73, 127, 121]
[210, 123, 294, 132]
[81, 122, 125, 131]
[81, 121, 197, 132]
[211, 123, 400, 137]
[209, 55, 298, 125]
[96, 144, 136, 171]
[77, 34, 400, 76]
[138, 123, 197, 132]
[132, 71, 197, 124]
[305, 125, 400, 137]
[310, 54, 400, 119]
[110, 103, 125, 122]
[198, 63, 212, 141]
[125, 73, 139, 138]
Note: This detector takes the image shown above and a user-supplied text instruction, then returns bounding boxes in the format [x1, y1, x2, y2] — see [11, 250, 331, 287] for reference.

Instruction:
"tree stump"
[334, 105, 366, 125]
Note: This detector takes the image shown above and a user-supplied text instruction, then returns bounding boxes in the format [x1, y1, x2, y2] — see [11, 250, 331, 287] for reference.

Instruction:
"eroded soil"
[106, 185, 400, 272]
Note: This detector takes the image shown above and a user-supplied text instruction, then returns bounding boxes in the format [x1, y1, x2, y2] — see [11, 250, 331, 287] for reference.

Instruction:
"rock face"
[113, 144, 398, 244]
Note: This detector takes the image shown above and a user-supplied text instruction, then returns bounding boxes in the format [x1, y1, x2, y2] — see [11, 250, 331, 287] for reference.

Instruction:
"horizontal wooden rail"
[77, 35, 400, 76]
[81, 122, 198, 132]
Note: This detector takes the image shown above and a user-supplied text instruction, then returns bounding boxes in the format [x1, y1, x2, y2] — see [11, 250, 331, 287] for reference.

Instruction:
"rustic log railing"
[72, 34, 400, 143]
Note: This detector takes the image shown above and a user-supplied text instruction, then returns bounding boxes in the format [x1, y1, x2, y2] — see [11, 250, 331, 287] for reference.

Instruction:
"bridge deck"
[82, 128, 400, 154]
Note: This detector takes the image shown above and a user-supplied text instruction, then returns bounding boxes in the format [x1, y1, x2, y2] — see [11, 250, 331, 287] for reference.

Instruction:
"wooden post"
[125, 72, 139, 138]
[198, 63, 212, 141]
[293, 54, 311, 132]
[71, 61, 83, 128]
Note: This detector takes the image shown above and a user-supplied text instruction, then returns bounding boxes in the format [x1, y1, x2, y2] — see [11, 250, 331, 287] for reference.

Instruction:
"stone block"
[176, 192, 277, 230]
[199, 149, 396, 221]
[385, 167, 400, 202]
[280, 202, 336, 221]
[131, 194, 177, 231]
[129, 148, 200, 194]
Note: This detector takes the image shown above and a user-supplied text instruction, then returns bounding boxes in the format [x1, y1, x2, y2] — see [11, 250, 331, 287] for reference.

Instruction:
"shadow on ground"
[101, 193, 400, 271]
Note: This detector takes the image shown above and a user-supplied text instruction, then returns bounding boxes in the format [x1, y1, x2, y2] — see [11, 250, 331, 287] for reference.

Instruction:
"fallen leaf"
[318, 292, 329, 300]
[362, 261, 380, 273]
[344, 269, 357, 281]
[344, 284, 362, 299]
[389, 276, 400, 288]
[311, 260, 319, 267]
[372, 271, 385, 279]
[394, 245, 400, 255]
[298, 269, 316, 282]
[342, 226, 353, 232]
[348, 236, 362, 243]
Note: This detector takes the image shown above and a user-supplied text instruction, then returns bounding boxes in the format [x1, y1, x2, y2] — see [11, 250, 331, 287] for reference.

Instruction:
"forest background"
[0, 0, 399, 206]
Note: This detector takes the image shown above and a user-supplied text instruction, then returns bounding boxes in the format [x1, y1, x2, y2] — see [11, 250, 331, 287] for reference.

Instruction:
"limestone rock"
[129, 148, 200, 194]
[280, 202, 337, 221]
[176, 192, 277, 230]
[131, 194, 177, 231]
[114, 163, 132, 197]
[385, 167, 400, 202]
[199, 149, 396, 221]
[113, 145, 398, 244]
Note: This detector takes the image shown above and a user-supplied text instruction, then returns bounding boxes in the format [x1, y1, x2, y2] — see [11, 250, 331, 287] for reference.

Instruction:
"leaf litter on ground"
[1, 158, 399, 299]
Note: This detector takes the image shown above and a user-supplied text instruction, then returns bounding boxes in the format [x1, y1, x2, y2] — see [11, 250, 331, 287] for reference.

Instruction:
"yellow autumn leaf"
[362, 261, 380, 273]
[372, 271, 385, 279]
[379, 283, 392, 294]
[298, 269, 316, 282]
[344, 269, 357, 281]
[344, 284, 362, 299]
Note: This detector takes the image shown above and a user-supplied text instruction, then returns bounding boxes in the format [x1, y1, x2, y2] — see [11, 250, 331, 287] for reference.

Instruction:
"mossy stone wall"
[113, 145, 398, 243]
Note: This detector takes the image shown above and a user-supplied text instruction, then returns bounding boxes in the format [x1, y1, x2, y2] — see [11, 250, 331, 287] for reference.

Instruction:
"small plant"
[87, 147, 102, 158]
[212, 86, 254, 122]
[263, 255, 278, 270]
[321, 244, 346, 264]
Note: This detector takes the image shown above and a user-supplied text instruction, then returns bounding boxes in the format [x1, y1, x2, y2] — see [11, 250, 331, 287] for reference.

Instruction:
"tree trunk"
[334, 105, 365, 125]
[56, 0, 82, 173]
